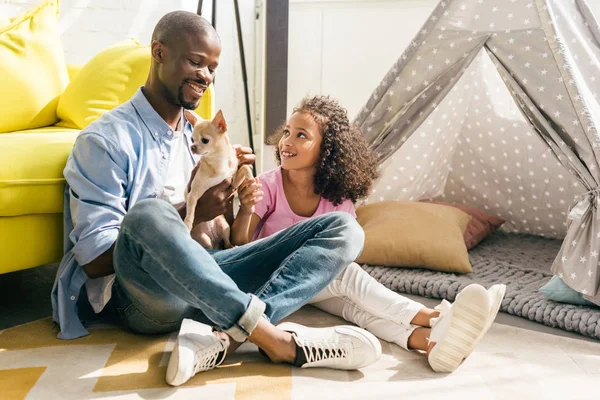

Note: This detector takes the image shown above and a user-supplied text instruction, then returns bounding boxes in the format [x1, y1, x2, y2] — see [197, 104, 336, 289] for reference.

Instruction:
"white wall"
[0, 0, 257, 148]
[287, 0, 438, 118]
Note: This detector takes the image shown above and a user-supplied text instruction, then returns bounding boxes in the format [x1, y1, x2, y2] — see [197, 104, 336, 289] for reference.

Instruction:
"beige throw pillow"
[355, 201, 473, 273]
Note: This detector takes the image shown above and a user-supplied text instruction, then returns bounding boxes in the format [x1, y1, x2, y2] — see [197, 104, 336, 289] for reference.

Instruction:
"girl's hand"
[233, 144, 256, 166]
[238, 177, 263, 215]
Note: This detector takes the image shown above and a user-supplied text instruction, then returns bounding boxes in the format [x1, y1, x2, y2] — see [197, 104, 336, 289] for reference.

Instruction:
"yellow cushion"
[0, 0, 69, 133]
[0, 214, 63, 274]
[57, 39, 214, 129]
[66, 64, 82, 81]
[356, 201, 473, 273]
[0, 128, 79, 217]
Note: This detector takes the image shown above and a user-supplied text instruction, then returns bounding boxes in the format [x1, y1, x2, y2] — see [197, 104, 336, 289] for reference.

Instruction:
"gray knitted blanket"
[363, 232, 600, 340]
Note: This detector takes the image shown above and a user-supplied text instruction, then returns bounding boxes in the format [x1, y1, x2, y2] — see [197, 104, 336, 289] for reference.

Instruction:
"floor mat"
[0, 318, 291, 399]
[363, 232, 600, 340]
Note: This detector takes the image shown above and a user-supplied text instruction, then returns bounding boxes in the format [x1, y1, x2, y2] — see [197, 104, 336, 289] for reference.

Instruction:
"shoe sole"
[485, 284, 506, 331]
[166, 335, 194, 386]
[277, 322, 382, 370]
[472, 284, 506, 348]
[428, 285, 489, 373]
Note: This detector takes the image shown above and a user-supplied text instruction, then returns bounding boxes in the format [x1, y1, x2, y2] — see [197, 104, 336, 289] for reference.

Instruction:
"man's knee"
[122, 198, 175, 231]
[327, 212, 364, 240]
[321, 212, 365, 256]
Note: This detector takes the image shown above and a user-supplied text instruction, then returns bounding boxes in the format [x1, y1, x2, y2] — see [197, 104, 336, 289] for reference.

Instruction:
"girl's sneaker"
[427, 284, 489, 373]
[480, 284, 506, 339]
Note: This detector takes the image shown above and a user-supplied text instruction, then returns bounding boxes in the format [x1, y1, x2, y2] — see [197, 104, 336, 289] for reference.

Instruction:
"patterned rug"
[364, 232, 600, 340]
[0, 318, 291, 400]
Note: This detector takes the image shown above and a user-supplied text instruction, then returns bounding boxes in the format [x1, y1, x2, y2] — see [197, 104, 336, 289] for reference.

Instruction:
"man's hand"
[181, 177, 235, 225]
[179, 144, 255, 224]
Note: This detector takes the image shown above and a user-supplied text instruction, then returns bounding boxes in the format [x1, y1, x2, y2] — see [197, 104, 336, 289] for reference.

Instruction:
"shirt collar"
[131, 87, 193, 141]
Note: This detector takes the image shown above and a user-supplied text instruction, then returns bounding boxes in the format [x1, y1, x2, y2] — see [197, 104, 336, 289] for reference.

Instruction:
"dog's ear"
[212, 110, 227, 134]
[184, 110, 199, 127]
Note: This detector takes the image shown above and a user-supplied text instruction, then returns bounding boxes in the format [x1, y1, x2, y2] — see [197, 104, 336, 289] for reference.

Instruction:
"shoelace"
[426, 299, 452, 345]
[193, 340, 227, 373]
[296, 337, 350, 364]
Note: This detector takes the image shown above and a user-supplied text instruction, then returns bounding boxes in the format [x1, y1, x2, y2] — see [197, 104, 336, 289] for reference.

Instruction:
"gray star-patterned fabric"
[354, 0, 600, 300]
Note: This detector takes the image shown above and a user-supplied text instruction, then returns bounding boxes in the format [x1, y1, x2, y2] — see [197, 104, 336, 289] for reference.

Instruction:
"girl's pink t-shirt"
[252, 167, 357, 240]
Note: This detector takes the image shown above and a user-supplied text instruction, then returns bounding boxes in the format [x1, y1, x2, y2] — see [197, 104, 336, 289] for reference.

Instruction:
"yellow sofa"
[0, 0, 214, 274]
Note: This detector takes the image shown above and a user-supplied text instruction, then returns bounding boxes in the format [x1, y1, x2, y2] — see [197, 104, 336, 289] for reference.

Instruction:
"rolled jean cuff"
[400, 324, 421, 351]
[223, 294, 266, 342]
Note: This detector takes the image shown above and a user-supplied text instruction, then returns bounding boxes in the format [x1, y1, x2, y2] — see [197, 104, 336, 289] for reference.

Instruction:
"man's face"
[157, 33, 221, 110]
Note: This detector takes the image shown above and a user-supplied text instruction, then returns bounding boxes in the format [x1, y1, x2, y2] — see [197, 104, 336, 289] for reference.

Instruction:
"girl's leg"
[311, 296, 420, 350]
[311, 262, 429, 328]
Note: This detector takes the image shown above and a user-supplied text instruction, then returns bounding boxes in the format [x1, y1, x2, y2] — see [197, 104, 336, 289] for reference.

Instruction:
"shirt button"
[167, 129, 173, 136]
[70, 295, 76, 301]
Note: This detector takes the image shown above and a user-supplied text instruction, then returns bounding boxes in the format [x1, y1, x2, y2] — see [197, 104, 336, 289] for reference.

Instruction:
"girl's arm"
[231, 178, 264, 245]
[231, 211, 261, 246]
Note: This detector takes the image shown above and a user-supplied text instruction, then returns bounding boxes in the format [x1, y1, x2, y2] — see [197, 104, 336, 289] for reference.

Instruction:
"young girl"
[231, 95, 505, 373]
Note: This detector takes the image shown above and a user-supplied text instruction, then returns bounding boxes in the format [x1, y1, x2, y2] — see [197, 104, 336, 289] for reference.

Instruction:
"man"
[51, 10, 381, 386]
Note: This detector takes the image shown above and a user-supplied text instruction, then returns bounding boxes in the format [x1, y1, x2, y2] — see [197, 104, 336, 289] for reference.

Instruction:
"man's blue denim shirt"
[51, 88, 196, 339]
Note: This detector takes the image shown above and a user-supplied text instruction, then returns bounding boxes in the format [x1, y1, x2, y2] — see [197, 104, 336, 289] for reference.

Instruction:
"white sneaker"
[277, 322, 382, 370]
[482, 284, 506, 336]
[166, 319, 228, 386]
[427, 284, 489, 373]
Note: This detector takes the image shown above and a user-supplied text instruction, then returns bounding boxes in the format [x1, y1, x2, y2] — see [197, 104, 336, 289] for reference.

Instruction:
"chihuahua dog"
[184, 109, 253, 249]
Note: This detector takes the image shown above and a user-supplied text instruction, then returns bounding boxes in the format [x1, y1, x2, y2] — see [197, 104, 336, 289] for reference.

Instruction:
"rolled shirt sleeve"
[65, 132, 129, 266]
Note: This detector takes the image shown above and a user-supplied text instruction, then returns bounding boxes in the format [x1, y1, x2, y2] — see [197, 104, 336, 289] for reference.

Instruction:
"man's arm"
[67, 132, 128, 279]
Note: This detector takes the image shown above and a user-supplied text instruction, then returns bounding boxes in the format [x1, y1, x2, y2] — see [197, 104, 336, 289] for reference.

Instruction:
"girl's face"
[278, 112, 323, 171]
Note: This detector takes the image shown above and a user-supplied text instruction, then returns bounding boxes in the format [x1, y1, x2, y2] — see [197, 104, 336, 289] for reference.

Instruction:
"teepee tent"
[355, 0, 600, 300]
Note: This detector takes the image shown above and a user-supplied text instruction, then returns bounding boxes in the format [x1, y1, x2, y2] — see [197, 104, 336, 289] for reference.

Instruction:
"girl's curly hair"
[268, 95, 380, 206]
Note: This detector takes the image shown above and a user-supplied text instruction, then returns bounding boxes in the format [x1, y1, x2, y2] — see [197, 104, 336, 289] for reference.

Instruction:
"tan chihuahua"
[184, 109, 253, 249]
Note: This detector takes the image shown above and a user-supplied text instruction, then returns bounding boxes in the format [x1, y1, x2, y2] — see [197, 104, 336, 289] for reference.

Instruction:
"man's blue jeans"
[110, 199, 364, 342]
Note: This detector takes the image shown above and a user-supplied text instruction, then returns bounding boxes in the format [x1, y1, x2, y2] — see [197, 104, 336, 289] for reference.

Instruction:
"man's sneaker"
[166, 319, 228, 386]
[427, 284, 489, 373]
[277, 322, 382, 370]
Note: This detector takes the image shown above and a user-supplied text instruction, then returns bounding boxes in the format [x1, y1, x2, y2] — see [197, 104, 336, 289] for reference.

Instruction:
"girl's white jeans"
[309, 262, 424, 350]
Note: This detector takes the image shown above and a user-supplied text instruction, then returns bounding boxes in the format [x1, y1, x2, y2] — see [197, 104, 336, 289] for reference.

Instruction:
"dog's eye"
[201, 138, 210, 144]
[191, 137, 195, 143]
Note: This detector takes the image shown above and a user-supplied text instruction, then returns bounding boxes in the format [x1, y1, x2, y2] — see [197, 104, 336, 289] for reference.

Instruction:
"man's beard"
[178, 85, 199, 110]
